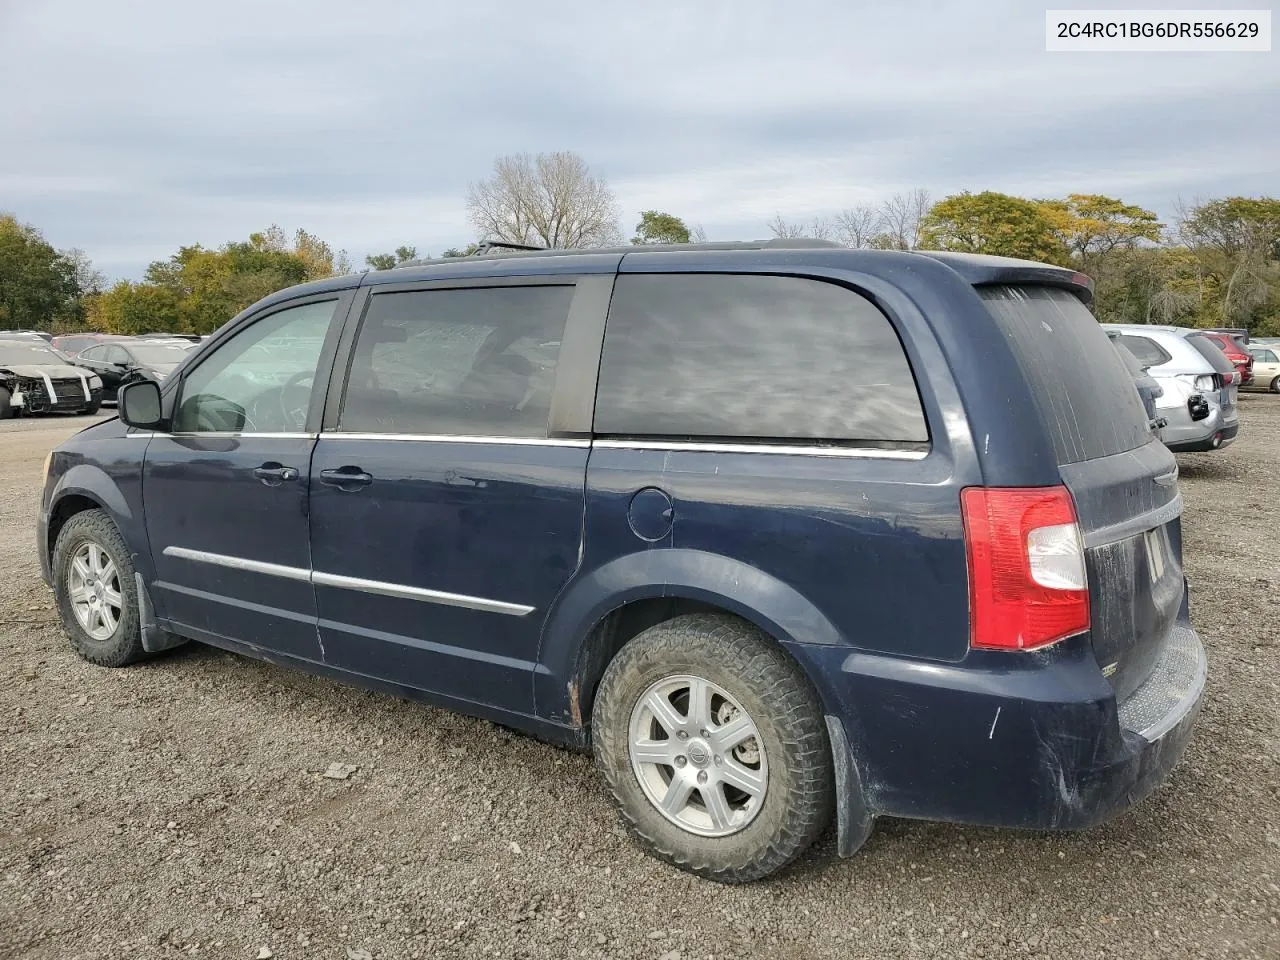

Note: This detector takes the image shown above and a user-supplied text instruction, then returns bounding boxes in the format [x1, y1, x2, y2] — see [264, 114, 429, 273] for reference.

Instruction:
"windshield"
[128, 343, 190, 365]
[0, 341, 69, 366]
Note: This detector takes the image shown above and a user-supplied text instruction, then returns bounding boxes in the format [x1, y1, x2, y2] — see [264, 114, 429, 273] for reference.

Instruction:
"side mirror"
[118, 380, 164, 430]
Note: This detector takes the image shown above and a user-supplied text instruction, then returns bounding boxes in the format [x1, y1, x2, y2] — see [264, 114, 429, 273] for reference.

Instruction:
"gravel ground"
[1, 403, 1278, 960]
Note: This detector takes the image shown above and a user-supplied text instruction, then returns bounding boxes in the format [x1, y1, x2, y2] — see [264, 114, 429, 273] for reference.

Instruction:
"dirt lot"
[1, 405, 1278, 960]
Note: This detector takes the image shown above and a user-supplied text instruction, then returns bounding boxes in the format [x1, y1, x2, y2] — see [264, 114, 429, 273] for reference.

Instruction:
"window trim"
[323, 276, 605, 439]
[592, 271, 930, 448]
[164, 290, 352, 437]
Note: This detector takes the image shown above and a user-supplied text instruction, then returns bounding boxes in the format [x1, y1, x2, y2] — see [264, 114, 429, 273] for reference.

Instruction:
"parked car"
[0, 329, 54, 342]
[40, 243, 1205, 882]
[51, 333, 132, 358]
[1199, 331, 1254, 385]
[1107, 332, 1165, 432]
[0, 337, 103, 417]
[1245, 345, 1280, 393]
[1104, 325, 1240, 451]
[70, 340, 193, 401]
[136, 332, 203, 344]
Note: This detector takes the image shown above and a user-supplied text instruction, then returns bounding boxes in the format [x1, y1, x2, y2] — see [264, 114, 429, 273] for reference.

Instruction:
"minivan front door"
[307, 279, 604, 716]
[143, 295, 348, 661]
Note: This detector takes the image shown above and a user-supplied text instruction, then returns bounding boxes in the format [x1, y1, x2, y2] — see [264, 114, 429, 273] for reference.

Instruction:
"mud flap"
[135, 573, 187, 653]
[826, 715, 874, 857]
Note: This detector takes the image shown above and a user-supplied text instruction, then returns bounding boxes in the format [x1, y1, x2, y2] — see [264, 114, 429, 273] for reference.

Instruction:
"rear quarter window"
[1185, 334, 1236, 374]
[1114, 334, 1171, 369]
[594, 273, 927, 445]
[978, 286, 1152, 464]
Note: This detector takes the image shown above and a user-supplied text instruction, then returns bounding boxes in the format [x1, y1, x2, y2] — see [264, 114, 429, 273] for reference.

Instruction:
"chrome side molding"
[161, 546, 533, 617]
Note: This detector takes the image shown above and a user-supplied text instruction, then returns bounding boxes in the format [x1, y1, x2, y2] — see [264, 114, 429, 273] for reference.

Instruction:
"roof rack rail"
[394, 238, 844, 270]
[473, 240, 547, 255]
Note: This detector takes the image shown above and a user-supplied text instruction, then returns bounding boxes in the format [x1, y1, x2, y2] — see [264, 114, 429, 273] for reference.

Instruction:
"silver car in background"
[1103, 325, 1240, 452]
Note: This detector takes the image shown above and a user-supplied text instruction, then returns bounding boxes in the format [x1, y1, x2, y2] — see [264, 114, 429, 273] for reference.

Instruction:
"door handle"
[253, 463, 299, 486]
[319, 466, 373, 491]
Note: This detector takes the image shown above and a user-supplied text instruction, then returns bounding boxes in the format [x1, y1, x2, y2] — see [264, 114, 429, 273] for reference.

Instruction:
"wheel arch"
[47, 465, 153, 583]
[536, 548, 845, 734]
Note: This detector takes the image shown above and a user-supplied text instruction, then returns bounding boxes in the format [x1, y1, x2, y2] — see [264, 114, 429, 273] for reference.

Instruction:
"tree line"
[2, 151, 1277, 336]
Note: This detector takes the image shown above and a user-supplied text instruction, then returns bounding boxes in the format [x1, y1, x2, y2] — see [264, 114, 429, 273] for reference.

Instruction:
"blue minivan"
[39, 242, 1206, 882]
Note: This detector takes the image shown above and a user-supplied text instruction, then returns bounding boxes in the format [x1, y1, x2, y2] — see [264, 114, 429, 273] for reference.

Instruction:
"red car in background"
[1200, 331, 1254, 385]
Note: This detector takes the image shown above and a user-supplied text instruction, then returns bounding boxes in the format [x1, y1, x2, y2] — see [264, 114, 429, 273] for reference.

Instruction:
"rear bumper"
[791, 621, 1205, 832]
[1167, 420, 1238, 452]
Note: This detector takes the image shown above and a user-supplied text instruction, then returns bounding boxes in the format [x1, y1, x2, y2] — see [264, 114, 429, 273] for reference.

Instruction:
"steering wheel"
[279, 370, 314, 431]
[193, 400, 259, 434]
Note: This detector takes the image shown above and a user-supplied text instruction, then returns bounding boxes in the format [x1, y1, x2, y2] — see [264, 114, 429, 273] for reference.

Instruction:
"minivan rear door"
[978, 286, 1184, 699]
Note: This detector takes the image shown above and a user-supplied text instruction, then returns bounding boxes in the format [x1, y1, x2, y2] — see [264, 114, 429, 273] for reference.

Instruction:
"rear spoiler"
[912, 251, 1094, 306]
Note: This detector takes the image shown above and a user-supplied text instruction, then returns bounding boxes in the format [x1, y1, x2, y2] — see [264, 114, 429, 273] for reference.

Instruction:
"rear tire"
[0, 387, 13, 420]
[52, 509, 147, 667]
[1271, 376, 1280, 394]
[592, 613, 833, 883]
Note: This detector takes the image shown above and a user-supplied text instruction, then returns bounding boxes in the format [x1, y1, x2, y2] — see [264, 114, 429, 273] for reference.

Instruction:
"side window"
[1117, 335, 1171, 368]
[173, 300, 337, 434]
[79, 345, 106, 361]
[595, 274, 927, 444]
[337, 285, 574, 438]
[105, 345, 131, 365]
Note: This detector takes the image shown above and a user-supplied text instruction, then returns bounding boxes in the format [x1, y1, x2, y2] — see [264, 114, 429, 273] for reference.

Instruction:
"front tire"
[1271, 376, 1280, 394]
[0, 387, 13, 420]
[52, 509, 146, 667]
[593, 613, 833, 883]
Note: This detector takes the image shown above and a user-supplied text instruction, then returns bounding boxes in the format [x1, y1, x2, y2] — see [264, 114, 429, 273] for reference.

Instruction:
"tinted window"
[979, 286, 1150, 464]
[174, 300, 336, 433]
[339, 285, 573, 438]
[1185, 334, 1235, 374]
[1115, 334, 1170, 369]
[595, 274, 927, 444]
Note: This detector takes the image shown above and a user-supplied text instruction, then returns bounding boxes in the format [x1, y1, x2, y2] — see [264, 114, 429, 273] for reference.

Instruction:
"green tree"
[919, 192, 1069, 264]
[87, 281, 183, 334]
[442, 243, 481, 258]
[632, 211, 691, 245]
[1038, 194, 1163, 258]
[364, 245, 419, 270]
[0, 214, 81, 329]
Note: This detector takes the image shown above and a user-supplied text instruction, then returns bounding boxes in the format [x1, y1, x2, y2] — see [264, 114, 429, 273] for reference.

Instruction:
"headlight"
[153, 372, 167, 381]
[88, 375, 102, 388]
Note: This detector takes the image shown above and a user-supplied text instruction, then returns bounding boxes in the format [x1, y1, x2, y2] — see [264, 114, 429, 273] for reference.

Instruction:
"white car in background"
[1104, 325, 1241, 452]
[1245, 345, 1280, 393]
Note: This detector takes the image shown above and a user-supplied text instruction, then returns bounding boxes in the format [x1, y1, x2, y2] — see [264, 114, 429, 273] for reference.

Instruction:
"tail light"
[960, 486, 1090, 651]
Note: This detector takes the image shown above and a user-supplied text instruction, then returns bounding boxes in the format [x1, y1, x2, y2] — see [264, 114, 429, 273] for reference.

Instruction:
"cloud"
[1, 0, 1276, 278]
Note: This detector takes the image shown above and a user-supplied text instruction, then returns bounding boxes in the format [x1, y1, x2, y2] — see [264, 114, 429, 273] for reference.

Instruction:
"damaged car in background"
[0, 337, 103, 419]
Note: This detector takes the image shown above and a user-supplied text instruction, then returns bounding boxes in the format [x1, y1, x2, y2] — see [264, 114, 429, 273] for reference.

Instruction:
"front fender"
[534, 548, 844, 726]
[48, 463, 155, 584]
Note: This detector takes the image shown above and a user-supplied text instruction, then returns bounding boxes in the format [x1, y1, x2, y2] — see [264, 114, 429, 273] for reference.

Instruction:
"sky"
[1, 0, 1277, 281]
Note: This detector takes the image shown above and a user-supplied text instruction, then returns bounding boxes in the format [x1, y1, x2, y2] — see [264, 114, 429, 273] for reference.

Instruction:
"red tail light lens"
[960, 486, 1090, 651]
